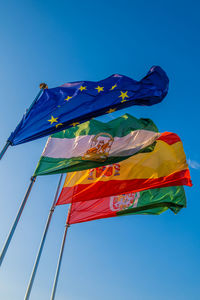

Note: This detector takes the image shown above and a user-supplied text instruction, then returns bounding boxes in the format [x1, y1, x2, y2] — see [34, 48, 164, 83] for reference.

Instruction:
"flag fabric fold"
[8, 66, 168, 146]
[64, 186, 186, 225]
[34, 114, 159, 176]
[56, 132, 192, 205]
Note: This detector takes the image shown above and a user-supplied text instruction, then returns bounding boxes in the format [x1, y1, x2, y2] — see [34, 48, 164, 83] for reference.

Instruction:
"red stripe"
[157, 132, 181, 145]
[56, 169, 192, 205]
[68, 197, 117, 225]
[69, 212, 117, 225]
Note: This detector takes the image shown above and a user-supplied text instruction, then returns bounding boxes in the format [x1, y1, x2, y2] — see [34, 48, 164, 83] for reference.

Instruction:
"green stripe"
[34, 142, 156, 176]
[117, 202, 184, 216]
[51, 114, 158, 139]
[117, 186, 186, 216]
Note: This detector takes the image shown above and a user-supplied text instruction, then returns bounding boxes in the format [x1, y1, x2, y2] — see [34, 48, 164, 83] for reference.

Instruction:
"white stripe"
[42, 130, 160, 159]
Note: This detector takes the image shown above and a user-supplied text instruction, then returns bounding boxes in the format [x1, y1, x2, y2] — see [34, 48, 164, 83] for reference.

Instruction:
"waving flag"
[56, 132, 192, 204]
[8, 66, 168, 146]
[34, 114, 159, 176]
[62, 186, 186, 225]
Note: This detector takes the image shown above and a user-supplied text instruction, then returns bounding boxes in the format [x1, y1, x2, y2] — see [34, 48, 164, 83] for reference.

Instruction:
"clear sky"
[0, 0, 199, 299]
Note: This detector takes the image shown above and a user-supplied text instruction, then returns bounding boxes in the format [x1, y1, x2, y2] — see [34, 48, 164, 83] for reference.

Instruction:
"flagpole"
[0, 141, 11, 160]
[26, 83, 48, 116]
[0, 83, 48, 161]
[24, 174, 64, 300]
[0, 176, 36, 266]
[50, 203, 72, 300]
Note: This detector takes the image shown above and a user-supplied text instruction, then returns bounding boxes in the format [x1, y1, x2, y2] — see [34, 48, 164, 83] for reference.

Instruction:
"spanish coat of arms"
[110, 192, 140, 211]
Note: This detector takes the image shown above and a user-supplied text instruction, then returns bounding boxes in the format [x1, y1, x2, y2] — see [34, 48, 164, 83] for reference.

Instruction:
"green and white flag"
[34, 114, 160, 176]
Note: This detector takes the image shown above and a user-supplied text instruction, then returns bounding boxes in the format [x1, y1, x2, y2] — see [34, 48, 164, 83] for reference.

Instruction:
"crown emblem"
[82, 132, 114, 162]
[110, 192, 140, 211]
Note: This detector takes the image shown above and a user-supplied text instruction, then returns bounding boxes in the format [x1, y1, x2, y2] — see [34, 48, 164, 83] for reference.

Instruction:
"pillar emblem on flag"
[82, 132, 114, 162]
[110, 192, 140, 211]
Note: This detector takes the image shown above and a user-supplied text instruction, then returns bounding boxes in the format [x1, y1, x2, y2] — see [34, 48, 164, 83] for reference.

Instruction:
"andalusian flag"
[60, 186, 186, 225]
[56, 132, 192, 204]
[34, 114, 160, 176]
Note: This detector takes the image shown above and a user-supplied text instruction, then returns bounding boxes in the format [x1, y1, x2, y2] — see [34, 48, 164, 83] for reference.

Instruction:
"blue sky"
[0, 0, 199, 299]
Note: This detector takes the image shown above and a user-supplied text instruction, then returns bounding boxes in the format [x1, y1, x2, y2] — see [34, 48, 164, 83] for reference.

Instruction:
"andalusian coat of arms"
[82, 132, 114, 162]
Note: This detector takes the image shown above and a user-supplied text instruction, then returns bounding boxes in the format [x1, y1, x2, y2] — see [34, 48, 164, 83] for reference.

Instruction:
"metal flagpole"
[50, 203, 72, 300]
[24, 173, 64, 300]
[0, 176, 36, 266]
[26, 83, 48, 115]
[0, 83, 48, 161]
[0, 141, 11, 160]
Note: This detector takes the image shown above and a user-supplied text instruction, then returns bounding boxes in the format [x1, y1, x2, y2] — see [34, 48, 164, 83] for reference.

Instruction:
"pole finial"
[39, 83, 48, 89]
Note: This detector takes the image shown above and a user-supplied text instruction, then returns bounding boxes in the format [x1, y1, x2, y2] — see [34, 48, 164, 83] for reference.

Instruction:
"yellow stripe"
[63, 140, 188, 187]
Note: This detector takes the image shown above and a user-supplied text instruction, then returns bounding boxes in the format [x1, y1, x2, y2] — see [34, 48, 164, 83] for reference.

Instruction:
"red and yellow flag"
[56, 132, 192, 205]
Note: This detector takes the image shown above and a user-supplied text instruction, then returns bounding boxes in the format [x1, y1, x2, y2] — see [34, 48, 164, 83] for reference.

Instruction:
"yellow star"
[106, 108, 117, 114]
[110, 84, 117, 90]
[65, 96, 72, 101]
[119, 91, 129, 102]
[95, 86, 104, 93]
[70, 122, 80, 127]
[55, 123, 63, 128]
[79, 86, 87, 91]
[48, 115, 58, 125]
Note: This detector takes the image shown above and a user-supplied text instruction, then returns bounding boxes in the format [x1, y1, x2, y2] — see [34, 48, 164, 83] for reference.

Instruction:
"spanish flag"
[56, 132, 192, 205]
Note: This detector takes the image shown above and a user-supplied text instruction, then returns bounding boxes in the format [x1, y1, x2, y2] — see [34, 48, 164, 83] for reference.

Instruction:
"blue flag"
[8, 66, 169, 145]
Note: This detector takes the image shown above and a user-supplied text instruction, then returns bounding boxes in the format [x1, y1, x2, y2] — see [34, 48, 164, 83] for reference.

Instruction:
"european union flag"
[8, 66, 169, 145]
